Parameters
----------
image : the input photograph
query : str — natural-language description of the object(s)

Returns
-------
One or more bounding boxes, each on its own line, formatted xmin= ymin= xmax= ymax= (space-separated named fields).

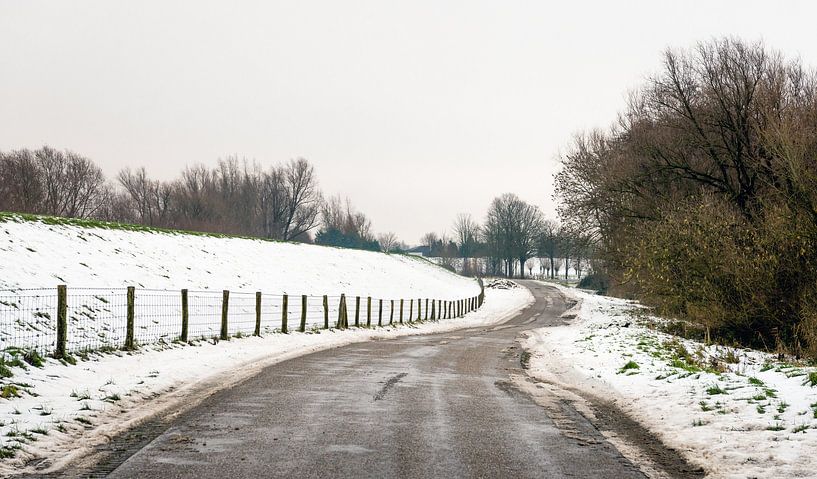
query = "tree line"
xmin=0 ymin=146 xmax=587 ymax=280
xmin=556 ymin=37 xmax=817 ymax=356
xmin=419 ymin=194 xmax=590 ymax=280
xmin=0 ymin=147 xmax=391 ymax=250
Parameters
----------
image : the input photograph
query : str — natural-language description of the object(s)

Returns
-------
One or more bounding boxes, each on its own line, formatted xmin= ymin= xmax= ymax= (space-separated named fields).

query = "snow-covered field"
xmin=523 ymin=282 xmax=817 ymax=479
xmin=0 ymin=282 xmax=532 ymax=475
xmin=0 ymin=216 xmax=478 ymax=297
xmin=0 ymin=215 xmax=481 ymax=354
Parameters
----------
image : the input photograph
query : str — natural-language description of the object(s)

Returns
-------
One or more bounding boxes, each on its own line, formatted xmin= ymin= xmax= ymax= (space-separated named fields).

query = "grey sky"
xmin=1 ymin=1 xmax=816 ymax=244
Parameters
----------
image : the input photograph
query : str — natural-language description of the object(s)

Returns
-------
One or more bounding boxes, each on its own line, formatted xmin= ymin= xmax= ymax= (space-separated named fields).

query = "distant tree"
xmin=377 ymin=232 xmax=399 ymax=252
xmin=483 ymin=193 xmax=544 ymax=278
xmin=280 ymin=158 xmax=321 ymax=240
xmin=117 ymin=167 xmax=172 ymax=227
xmin=537 ymin=219 xmax=559 ymax=279
xmin=453 ymin=213 xmax=481 ymax=275
xmin=0 ymin=146 xmax=107 ymax=218
xmin=420 ymin=232 xmax=439 ymax=250
xmin=0 ymin=149 xmax=43 ymax=213
xmin=315 ymin=195 xmax=379 ymax=251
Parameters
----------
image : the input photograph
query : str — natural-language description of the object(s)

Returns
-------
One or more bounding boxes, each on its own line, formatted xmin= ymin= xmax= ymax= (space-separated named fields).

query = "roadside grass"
xmin=706 ymin=384 xmax=728 ymax=396
xmin=619 ymin=360 xmax=639 ymax=374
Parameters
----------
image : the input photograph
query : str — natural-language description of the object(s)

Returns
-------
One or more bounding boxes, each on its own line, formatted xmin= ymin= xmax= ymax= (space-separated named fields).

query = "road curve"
xmin=94 ymin=282 xmax=647 ymax=478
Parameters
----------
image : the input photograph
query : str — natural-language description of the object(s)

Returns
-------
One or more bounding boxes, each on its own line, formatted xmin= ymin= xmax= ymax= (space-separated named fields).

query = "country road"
xmin=60 ymin=282 xmax=698 ymax=478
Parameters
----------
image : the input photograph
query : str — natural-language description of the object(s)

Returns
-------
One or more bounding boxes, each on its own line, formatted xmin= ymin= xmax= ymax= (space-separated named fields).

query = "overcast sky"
xmin=1 ymin=1 xmax=816 ymax=244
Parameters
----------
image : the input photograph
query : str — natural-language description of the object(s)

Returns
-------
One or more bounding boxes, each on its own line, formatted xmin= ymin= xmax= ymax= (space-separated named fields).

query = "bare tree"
xmin=280 ymin=158 xmax=321 ymax=240
xmin=377 ymin=232 xmax=399 ymax=252
xmin=483 ymin=193 xmax=544 ymax=278
xmin=0 ymin=149 xmax=43 ymax=213
xmin=420 ymin=232 xmax=439 ymax=250
xmin=117 ymin=167 xmax=172 ymax=226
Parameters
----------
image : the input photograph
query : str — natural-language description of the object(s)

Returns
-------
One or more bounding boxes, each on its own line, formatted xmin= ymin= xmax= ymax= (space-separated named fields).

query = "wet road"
xmin=103 ymin=282 xmax=646 ymax=478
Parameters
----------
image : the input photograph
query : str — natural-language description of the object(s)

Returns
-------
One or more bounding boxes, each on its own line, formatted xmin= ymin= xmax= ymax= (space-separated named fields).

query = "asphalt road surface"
xmin=90 ymin=282 xmax=668 ymax=478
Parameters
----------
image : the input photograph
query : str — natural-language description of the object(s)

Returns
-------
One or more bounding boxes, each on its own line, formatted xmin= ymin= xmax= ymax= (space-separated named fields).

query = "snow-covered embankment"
xmin=522 ymin=282 xmax=817 ymax=478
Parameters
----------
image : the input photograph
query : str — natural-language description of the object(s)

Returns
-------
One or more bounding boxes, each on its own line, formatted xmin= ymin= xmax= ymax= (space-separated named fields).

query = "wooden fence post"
xmin=220 ymin=290 xmax=229 ymax=340
xmin=424 ymin=299 xmax=429 ymax=320
xmin=378 ymin=299 xmax=383 ymax=327
xmin=342 ymin=295 xmax=349 ymax=328
xmin=430 ymin=299 xmax=436 ymax=320
xmin=417 ymin=298 xmax=422 ymax=321
xmin=125 ymin=286 xmax=136 ymax=349
xmin=367 ymin=297 xmax=372 ymax=327
xmin=399 ymin=299 xmax=404 ymax=324
xmin=323 ymin=295 xmax=329 ymax=329
xmin=390 ymin=300 xmax=394 ymax=325
xmin=300 ymin=295 xmax=307 ymax=332
xmin=338 ymin=294 xmax=347 ymax=329
xmin=254 ymin=291 xmax=262 ymax=336
xmin=281 ymin=294 xmax=289 ymax=333
xmin=55 ymin=285 xmax=67 ymax=358
xmin=181 ymin=289 xmax=189 ymax=342
xmin=408 ymin=299 xmax=413 ymax=323
xmin=355 ymin=296 xmax=360 ymax=327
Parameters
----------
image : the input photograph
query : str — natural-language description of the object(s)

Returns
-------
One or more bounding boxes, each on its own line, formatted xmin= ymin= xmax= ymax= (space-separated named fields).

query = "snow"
xmin=523 ymin=282 xmax=817 ymax=479
xmin=0 ymin=216 xmax=481 ymax=354
xmin=0 ymin=216 xmax=478 ymax=298
xmin=0 ymin=285 xmax=532 ymax=475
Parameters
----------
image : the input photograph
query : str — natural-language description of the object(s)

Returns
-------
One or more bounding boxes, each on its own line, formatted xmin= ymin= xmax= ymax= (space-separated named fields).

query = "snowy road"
xmin=65 ymin=283 xmax=684 ymax=478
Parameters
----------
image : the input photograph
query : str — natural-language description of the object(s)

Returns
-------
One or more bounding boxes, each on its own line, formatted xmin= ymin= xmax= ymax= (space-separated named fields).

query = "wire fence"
xmin=0 ymin=285 xmax=485 ymax=357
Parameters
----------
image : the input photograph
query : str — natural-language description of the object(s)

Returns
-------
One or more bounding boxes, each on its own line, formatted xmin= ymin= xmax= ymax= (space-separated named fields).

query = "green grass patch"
xmin=1 ymin=384 xmax=20 ymax=398
xmin=619 ymin=360 xmax=640 ymax=373
xmin=748 ymin=377 xmax=764 ymax=386
xmin=706 ymin=384 xmax=728 ymax=395
xmin=0 ymin=443 xmax=21 ymax=459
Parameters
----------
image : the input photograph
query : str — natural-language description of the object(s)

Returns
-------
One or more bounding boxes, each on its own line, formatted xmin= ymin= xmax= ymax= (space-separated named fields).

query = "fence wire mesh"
xmin=0 ymin=289 xmax=57 ymax=355
xmin=0 ymin=286 xmax=481 ymax=356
